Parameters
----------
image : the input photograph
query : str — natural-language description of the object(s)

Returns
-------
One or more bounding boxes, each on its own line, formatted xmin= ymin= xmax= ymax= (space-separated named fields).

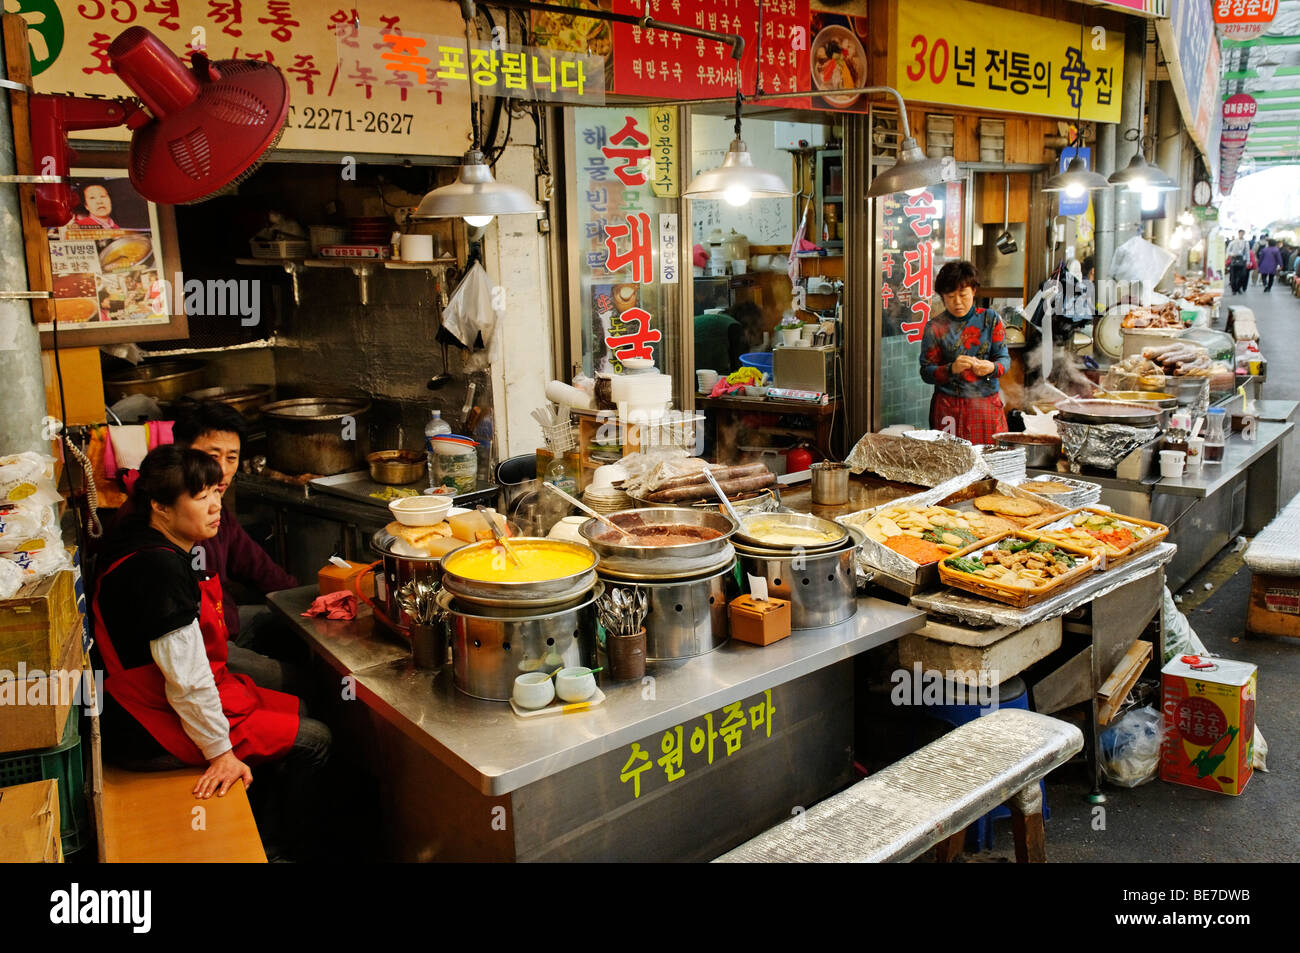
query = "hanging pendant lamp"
xmin=1043 ymin=155 xmax=1111 ymax=198
xmin=868 ymin=136 xmax=959 ymax=198
xmin=412 ymin=148 xmax=543 ymax=226
xmin=684 ymin=91 xmax=792 ymax=205
xmin=1108 ymin=152 xmax=1178 ymax=192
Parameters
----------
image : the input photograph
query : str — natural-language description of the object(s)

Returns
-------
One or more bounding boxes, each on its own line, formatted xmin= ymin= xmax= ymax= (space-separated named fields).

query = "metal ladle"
xmin=702 ymin=468 xmax=747 ymax=532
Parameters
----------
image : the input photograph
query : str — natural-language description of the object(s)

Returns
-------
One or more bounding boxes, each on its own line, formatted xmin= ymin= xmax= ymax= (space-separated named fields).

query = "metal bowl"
xmin=368 ymin=449 xmax=425 ymax=485
xmin=733 ymin=511 xmax=848 ymax=551
xmin=992 ymin=432 xmax=1061 ymax=469
xmin=579 ymin=507 xmax=737 ymax=562
xmin=182 ymin=384 xmax=274 ymax=418
xmin=1095 ymin=391 xmax=1177 ymax=410
xmin=439 ymin=538 xmax=598 ymax=602
xmin=1054 ymin=399 xmax=1163 ymax=428
xmin=105 ymin=358 xmax=207 ymax=404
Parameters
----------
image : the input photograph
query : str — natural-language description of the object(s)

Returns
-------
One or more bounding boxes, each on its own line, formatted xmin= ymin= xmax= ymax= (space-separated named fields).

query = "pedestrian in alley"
xmin=1226 ymin=229 xmax=1250 ymax=294
xmin=1257 ymin=239 xmax=1284 ymax=293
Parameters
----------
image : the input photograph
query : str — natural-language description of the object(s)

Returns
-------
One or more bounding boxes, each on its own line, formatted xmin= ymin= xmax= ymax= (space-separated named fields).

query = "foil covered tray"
xmin=1018 ymin=474 xmax=1103 ymax=510
xmin=1057 ymin=421 xmax=1161 ymax=471
xmin=845 ymin=431 xmax=978 ymax=487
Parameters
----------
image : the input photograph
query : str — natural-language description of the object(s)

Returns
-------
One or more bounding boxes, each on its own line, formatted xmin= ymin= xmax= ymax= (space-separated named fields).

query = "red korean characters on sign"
xmin=1214 ymin=0 xmax=1278 ymax=39
xmin=1222 ymin=93 xmax=1257 ymax=129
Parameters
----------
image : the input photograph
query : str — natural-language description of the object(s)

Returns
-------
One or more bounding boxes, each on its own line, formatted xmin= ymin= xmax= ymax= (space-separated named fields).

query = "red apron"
xmin=93 ymin=550 xmax=299 ymax=766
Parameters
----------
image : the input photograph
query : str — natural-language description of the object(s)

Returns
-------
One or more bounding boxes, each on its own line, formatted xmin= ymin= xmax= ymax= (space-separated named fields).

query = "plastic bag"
xmin=0 ymin=503 xmax=55 ymax=553
xmin=1162 ymin=585 xmax=1208 ymax=663
xmin=0 ymin=556 xmax=23 ymax=599
xmin=1100 ymin=705 xmax=1163 ymax=788
xmin=1110 ymin=236 xmax=1176 ymax=297
xmin=442 ymin=261 xmax=503 ymax=351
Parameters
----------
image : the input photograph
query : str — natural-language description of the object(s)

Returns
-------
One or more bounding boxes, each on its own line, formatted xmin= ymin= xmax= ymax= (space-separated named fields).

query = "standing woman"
xmin=918 ymin=261 xmax=1011 ymax=444
xmin=1257 ymin=239 xmax=1284 ymax=292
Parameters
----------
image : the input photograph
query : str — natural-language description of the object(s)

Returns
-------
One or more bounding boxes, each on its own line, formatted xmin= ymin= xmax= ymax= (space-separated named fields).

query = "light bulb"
xmin=1064 ymin=181 xmax=1086 ymax=199
xmin=723 ymin=184 xmax=752 ymax=207
xmin=904 ymin=186 xmax=927 ymax=197
xmin=1127 ymin=175 xmax=1148 ymax=193
xmin=1140 ymin=187 xmax=1160 ymax=212
xmin=463 ymin=214 xmax=494 ymax=228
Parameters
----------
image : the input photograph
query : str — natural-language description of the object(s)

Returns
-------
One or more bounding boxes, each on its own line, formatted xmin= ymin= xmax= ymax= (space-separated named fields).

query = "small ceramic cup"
xmin=554 ymin=666 xmax=597 ymax=702
xmin=513 ymin=672 xmax=555 ymax=710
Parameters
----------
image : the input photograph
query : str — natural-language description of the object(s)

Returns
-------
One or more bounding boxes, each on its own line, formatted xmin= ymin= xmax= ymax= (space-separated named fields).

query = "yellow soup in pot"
xmin=444 ymin=542 xmax=594 ymax=583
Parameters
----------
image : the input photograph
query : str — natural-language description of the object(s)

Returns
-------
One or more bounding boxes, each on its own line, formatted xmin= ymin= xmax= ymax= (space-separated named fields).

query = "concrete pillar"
xmin=1153 ymin=81 xmax=1182 ymax=255
xmin=1112 ymin=18 xmax=1147 ymax=254
xmin=0 ymin=37 xmax=48 ymax=457
xmin=1095 ymin=123 xmax=1117 ymax=304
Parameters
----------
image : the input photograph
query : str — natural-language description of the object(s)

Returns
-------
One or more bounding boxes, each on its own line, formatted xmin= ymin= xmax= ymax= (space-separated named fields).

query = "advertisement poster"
xmin=43 ymin=169 xmax=170 ymax=335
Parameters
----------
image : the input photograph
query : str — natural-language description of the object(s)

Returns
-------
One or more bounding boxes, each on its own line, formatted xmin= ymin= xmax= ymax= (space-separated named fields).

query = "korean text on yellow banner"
xmin=891 ymin=0 xmax=1124 ymax=124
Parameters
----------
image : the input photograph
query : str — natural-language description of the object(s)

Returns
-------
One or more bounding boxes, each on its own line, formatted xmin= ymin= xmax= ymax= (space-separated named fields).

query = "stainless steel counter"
xmin=268 ymin=586 xmax=924 ymax=796
xmin=1151 ymin=421 xmax=1292 ymax=498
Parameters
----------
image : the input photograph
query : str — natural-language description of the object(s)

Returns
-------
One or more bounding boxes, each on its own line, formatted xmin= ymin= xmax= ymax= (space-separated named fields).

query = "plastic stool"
xmin=910 ymin=675 xmax=1050 ymax=852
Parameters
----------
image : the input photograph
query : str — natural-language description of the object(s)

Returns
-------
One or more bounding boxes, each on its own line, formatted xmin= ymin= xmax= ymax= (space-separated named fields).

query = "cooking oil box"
xmin=1159 ymin=655 xmax=1256 ymax=796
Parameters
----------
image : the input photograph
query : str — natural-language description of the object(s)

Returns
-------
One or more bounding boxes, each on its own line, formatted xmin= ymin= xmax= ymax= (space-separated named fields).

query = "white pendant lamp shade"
xmin=412 ymin=149 xmax=544 ymax=221
xmin=1043 ymin=155 xmax=1111 ymax=196
xmin=684 ymin=137 xmax=793 ymax=204
xmin=1107 ymin=153 xmax=1177 ymax=192
xmin=867 ymin=137 xmax=959 ymax=198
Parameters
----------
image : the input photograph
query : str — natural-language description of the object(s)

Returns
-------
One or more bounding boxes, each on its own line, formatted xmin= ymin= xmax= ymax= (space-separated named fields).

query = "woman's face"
xmin=153 ymin=485 xmax=223 ymax=544
xmin=942 ymin=285 xmax=975 ymax=318
xmin=83 ymin=185 xmax=112 ymax=218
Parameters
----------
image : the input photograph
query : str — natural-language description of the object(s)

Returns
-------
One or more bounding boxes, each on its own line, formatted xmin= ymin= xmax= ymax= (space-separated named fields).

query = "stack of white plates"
xmin=978 ymin=446 xmax=1026 ymax=483
xmin=583 ymin=484 xmax=633 ymax=515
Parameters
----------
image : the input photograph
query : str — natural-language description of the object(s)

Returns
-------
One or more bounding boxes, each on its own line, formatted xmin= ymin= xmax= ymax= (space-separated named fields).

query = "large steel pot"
xmin=1054 ymin=399 xmax=1162 ymax=428
xmin=734 ymin=527 xmax=861 ymax=629
xmin=579 ymin=507 xmax=737 ymax=566
xmin=992 ymin=432 xmax=1060 ymax=469
xmin=369 ymin=528 xmax=443 ymax=631
xmin=261 ymin=397 xmax=371 ymax=475
xmin=732 ymin=511 xmax=848 ymax=552
xmin=105 ymin=358 xmax=206 ymax=404
xmin=598 ymin=564 xmax=735 ymax=659
xmin=441 ymin=587 xmax=600 ymax=701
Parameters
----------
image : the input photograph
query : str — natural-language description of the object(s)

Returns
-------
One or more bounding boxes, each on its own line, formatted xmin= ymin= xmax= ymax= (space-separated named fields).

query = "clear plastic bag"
xmin=441 ymin=262 xmax=503 ymax=351
xmin=1100 ymin=705 xmax=1163 ymax=788
xmin=1162 ymin=585 xmax=1208 ymax=663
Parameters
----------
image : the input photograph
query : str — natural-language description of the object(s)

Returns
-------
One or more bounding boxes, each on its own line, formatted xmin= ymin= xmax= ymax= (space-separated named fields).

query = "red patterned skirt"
xmin=929 ymin=391 xmax=1008 ymax=446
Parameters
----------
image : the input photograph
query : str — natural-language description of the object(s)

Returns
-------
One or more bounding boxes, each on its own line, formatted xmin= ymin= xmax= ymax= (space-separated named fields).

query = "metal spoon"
xmin=476 ymin=504 xmax=521 ymax=567
xmin=702 ymin=468 xmax=747 ymax=532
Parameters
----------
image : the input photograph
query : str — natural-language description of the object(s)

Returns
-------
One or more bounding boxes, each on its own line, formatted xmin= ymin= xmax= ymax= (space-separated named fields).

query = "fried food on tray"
xmin=972 ymin=494 xmax=1044 ymax=518
xmin=943 ymin=537 xmax=1081 ymax=590
xmin=851 ymin=503 xmax=995 ymax=548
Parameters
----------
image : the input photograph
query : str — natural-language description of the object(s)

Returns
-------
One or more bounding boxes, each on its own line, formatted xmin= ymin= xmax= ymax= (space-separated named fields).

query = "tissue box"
xmin=728 ymin=595 xmax=791 ymax=646
xmin=317 ymin=561 xmax=374 ymax=599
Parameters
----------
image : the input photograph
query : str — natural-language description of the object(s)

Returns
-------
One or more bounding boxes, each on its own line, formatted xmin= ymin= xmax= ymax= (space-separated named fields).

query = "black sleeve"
xmin=97 ymin=550 xmax=201 ymax=669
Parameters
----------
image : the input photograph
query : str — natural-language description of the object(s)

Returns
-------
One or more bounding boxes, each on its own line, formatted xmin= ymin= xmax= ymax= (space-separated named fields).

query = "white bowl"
xmin=554 ymin=666 xmax=596 ymax=702
xmin=513 ymin=672 xmax=555 ymax=710
xmin=547 ymin=516 xmax=590 ymax=544
xmin=388 ymin=495 xmax=453 ymax=526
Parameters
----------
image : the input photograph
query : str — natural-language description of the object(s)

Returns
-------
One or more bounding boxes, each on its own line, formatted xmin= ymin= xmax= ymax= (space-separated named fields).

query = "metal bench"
xmin=715 ymin=709 xmax=1083 ymax=863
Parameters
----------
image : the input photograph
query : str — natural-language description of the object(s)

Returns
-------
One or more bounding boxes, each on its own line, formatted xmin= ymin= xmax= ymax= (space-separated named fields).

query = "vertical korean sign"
xmin=26 ymin=0 xmax=473 ymax=155
xmin=573 ymin=107 xmax=679 ymax=376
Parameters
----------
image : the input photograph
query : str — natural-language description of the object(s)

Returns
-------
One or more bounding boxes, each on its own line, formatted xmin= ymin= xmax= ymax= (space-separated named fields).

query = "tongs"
xmin=476 ymin=504 xmax=521 ymax=567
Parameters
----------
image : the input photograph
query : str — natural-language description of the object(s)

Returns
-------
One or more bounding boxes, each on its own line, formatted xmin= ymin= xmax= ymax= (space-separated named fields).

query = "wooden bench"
xmin=100 ymin=765 xmax=266 ymax=863
xmin=715 ymin=709 xmax=1083 ymax=863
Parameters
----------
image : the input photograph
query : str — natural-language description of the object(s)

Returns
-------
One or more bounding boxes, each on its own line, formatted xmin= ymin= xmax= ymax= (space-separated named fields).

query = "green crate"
xmin=0 ymin=708 xmax=88 ymax=856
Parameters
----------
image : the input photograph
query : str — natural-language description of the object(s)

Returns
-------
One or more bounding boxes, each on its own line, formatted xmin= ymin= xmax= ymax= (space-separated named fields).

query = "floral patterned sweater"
xmin=918 ymin=307 xmax=1010 ymax=399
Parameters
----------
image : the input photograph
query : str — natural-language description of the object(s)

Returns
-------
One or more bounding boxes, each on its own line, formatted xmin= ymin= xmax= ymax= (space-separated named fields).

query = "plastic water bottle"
xmin=424 ymin=409 xmax=451 ymax=487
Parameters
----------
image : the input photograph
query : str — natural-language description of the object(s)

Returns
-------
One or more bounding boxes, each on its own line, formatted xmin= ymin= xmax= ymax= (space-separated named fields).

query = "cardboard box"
xmin=0 ymin=616 xmax=84 ymax=754
xmin=317 ymin=560 xmax=374 ymax=599
xmin=0 ymin=569 xmax=79 ymax=672
xmin=1160 ymin=655 xmax=1256 ymax=796
xmin=1246 ymin=572 xmax=1300 ymax=639
xmin=0 ymin=779 xmax=62 ymax=862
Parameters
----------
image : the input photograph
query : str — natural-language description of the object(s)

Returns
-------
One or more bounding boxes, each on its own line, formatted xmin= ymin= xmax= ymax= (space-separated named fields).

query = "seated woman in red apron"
xmin=918 ymin=260 xmax=1011 ymax=445
xmin=93 ymin=445 xmax=330 ymax=851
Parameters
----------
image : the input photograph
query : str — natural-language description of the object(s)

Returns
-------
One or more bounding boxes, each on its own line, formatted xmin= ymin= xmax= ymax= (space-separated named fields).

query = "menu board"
xmin=24 ymin=0 xmax=472 ymax=155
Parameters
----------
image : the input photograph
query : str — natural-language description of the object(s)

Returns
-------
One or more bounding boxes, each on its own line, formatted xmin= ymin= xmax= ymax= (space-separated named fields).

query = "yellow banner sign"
xmin=24 ymin=0 xmax=471 ymax=156
xmin=892 ymin=0 xmax=1124 ymax=124
xmin=649 ymin=106 xmax=677 ymax=198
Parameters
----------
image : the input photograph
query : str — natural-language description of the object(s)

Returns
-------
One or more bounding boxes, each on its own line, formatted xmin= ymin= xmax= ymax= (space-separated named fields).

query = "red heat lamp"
xmin=31 ymin=26 xmax=289 ymax=228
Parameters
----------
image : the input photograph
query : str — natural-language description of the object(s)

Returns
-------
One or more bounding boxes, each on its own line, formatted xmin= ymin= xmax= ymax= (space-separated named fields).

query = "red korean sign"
xmin=1222 ymin=93 xmax=1258 ymax=127
xmin=609 ymin=0 xmax=810 ymax=104
xmin=1214 ymin=0 xmax=1278 ymax=39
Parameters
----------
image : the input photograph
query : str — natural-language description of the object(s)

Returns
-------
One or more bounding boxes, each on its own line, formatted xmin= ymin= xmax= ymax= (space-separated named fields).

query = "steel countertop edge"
xmin=268 ymin=587 xmax=924 ymax=796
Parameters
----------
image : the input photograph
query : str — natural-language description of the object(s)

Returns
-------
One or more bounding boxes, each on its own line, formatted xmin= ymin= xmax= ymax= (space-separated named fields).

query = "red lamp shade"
xmin=31 ymin=26 xmax=289 ymax=227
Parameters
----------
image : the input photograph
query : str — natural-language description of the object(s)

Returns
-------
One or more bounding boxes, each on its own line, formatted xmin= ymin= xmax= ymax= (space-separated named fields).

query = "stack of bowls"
xmin=583 ymin=483 xmax=633 ymax=514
